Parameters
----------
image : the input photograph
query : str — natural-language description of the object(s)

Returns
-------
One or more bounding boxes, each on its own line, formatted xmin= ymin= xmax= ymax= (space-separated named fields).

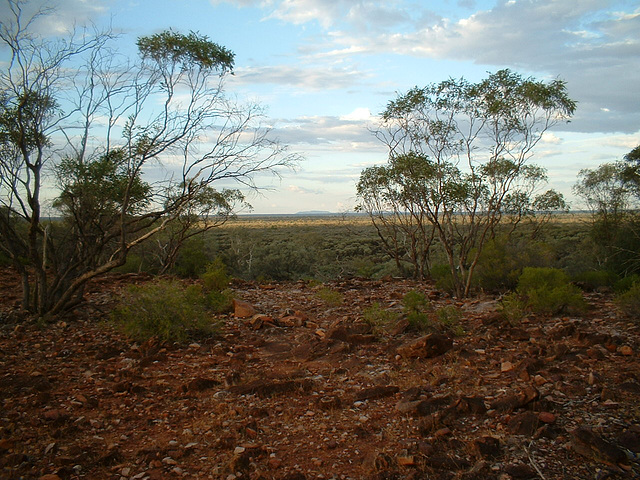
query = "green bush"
xmin=431 ymin=264 xmax=456 ymax=294
xmin=436 ymin=305 xmax=464 ymax=336
xmin=201 ymin=257 xmax=231 ymax=292
xmin=517 ymin=267 xmax=586 ymax=315
xmin=172 ymin=237 xmax=212 ymax=278
xmin=403 ymin=290 xmax=432 ymax=330
xmin=498 ymin=292 xmax=527 ymax=325
xmin=363 ymin=302 xmax=399 ymax=330
xmin=616 ymin=281 xmax=640 ymax=319
xmin=573 ymin=270 xmax=619 ymax=291
xmin=473 ymin=237 xmax=553 ymax=292
xmin=315 ymin=286 xmax=344 ymax=306
xmin=112 ymin=279 xmax=219 ymax=343
xmin=615 ymin=274 xmax=640 ymax=293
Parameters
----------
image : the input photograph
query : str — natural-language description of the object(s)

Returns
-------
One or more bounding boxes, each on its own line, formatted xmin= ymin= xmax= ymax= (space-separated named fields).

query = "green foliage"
xmin=402 ymin=290 xmax=432 ymax=330
xmin=205 ymin=289 xmax=234 ymax=314
xmin=172 ymin=237 xmax=212 ymax=278
xmin=366 ymin=69 xmax=575 ymax=298
xmin=615 ymin=274 xmax=640 ymax=293
xmin=472 ymin=236 xmax=553 ymax=292
xmin=363 ymin=302 xmax=399 ymax=330
xmin=616 ymin=281 xmax=640 ymax=319
xmin=498 ymin=292 xmax=527 ymax=325
xmin=137 ymin=30 xmax=234 ymax=73
xmin=431 ymin=264 xmax=456 ymax=294
xmin=315 ymin=287 xmax=344 ymax=306
xmin=201 ymin=257 xmax=231 ymax=292
xmin=112 ymin=280 xmax=219 ymax=343
xmin=517 ymin=267 xmax=586 ymax=315
xmin=573 ymin=270 xmax=619 ymax=291
xmin=200 ymin=258 xmax=233 ymax=313
xmin=436 ymin=305 xmax=464 ymax=336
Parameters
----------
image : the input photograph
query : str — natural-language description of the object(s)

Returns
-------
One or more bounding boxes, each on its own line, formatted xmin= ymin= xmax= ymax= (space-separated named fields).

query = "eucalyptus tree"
xmin=0 ymin=1 xmax=297 ymax=317
xmin=358 ymin=70 xmax=575 ymax=297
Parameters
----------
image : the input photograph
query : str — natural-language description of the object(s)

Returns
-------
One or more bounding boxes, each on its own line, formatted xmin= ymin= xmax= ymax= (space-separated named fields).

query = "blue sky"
xmin=2 ymin=0 xmax=639 ymax=213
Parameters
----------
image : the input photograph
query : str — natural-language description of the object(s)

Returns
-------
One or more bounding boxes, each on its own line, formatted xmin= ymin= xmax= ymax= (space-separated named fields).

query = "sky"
xmin=2 ymin=0 xmax=639 ymax=214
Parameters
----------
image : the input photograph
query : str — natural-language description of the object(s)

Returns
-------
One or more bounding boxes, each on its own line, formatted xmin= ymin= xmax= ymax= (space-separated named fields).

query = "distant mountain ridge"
xmin=294 ymin=210 xmax=333 ymax=215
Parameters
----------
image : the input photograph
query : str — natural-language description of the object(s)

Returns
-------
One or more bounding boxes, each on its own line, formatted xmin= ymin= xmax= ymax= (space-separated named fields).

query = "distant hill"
xmin=294 ymin=210 xmax=333 ymax=215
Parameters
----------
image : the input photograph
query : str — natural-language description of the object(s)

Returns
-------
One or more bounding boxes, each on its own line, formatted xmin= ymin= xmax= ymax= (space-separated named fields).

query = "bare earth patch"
xmin=1 ymin=268 xmax=639 ymax=479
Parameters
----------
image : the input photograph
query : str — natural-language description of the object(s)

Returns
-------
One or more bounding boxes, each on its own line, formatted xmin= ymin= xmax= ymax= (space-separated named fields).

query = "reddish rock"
xmin=570 ymin=427 xmax=628 ymax=467
xmin=508 ymin=411 xmax=540 ymax=436
xmin=233 ymin=299 xmax=257 ymax=318
xmin=471 ymin=436 xmax=501 ymax=459
xmin=538 ymin=411 xmax=556 ymax=424
xmin=355 ymin=385 xmax=399 ymax=401
xmin=397 ymin=333 xmax=453 ymax=359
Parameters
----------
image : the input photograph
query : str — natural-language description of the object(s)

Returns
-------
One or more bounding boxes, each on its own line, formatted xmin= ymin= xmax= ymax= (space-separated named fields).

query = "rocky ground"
xmin=1 ymin=267 xmax=640 ymax=480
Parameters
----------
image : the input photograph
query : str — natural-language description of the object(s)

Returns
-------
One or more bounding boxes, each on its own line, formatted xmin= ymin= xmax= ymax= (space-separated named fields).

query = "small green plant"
xmin=616 ymin=281 xmax=640 ymax=319
xmin=436 ymin=305 xmax=464 ymax=336
xmin=498 ymin=292 xmax=527 ymax=325
xmin=315 ymin=286 xmax=344 ymax=306
xmin=112 ymin=279 xmax=219 ymax=342
xmin=402 ymin=290 xmax=432 ymax=331
xmin=201 ymin=257 xmax=231 ymax=292
xmin=517 ymin=267 xmax=586 ymax=315
xmin=363 ymin=302 xmax=399 ymax=330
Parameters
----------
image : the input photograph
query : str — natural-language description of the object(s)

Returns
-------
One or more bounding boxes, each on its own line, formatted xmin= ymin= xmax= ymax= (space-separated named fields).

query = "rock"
xmin=471 ymin=436 xmax=501 ymax=459
xmin=355 ymin=385 xmax=399 ymax=401
xmin=317 ymin=395 xmax=342 ymax=410
xmin=39 ymin=475 xmax=62 ymax=480
xmin=504 ymin=464 xmax=536 ymax=479
xmin=451 ymin=396 xmax=487 ymax=415
xmin=390 ymin=318 xmax=410 ymax=335
xmin=397 ymin=333 xmax=453 ymax=359
xmin=229 ymin=378 xmax=315 ymax=397
xmin=396 ymin=455 xmax=416 ymax=466
xmin=538 ymin=411 xmax=556 ymax=424
xmin=618 ymin=427 xmax=640 ymax=453
xmin=489 ymin=386 xmax=539 ymax=412
xmin=508 ymin=411 xmax=540 ymax=436
xmin=619 ymin=345 xmax=633 ymax=356
xmin=570 ymin=427 xmax=628 ymax=467
xmin=183 ymin=377 xmax=220 ymax=392
xmin=501 ymin=361 xmax=515 ymax=372
xmin=233 ymin=299 xmax=257 ymax=318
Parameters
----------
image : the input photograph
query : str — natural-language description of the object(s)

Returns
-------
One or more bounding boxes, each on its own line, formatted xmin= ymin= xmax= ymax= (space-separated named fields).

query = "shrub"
xmin=616 ymin=281 xmax=640 ymax=319
xmin=363 ymin=302 xmax=399 ymax=330
xmin=615 ymin=274 xmax=640 ymax=293
xmin=517 ymin=267 xmax=586 ymax=315
xmin=315 ymin=286 xmax=344 ymax=306
xmin=431 ymin=264 xmax=456 ymax=294
xmin=172 ymin=237 xmax=211 ymax=278
xmin=436 ymin=305 xmax=464 ymax=336
xmin=201 ymin=257 xmax=231 ymax=292
xmin=498 ymin=292 xmax=527 ymax=325
xmin=402 ymin=290 xmax=432 ymax=330
xmin=473 ymin=236 xmax=553 ymax=292
xmin=112 ymin=279 xmax=219 ymax=343
xmin=573 ymin=270 xmax=619 ymax=291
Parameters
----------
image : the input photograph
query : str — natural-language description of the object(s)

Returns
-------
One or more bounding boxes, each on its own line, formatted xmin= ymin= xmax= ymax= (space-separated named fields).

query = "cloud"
xmin=269 ymin=114 xmax=383 ymax=151
xmin=230 ymin=64 xmax=368 ymax=90
xmin=287 ymin=184 xmax=324 ymax=194
xmin=0 ymin=0 xmax=108 ymax=35
xmin=316 ymin=1 xmax=640 ymax=134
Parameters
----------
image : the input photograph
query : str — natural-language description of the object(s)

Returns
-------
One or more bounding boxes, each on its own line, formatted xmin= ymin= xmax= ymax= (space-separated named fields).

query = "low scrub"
xmin=403 ymin=290 xmax=432 ymax=331
xmin=112 ymin=279 xmax=220 ymax=343
xmin=517 ymin=267 xmax=586 ymax=315
xmin=616 ymin=281 xmax=640 ymax=319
